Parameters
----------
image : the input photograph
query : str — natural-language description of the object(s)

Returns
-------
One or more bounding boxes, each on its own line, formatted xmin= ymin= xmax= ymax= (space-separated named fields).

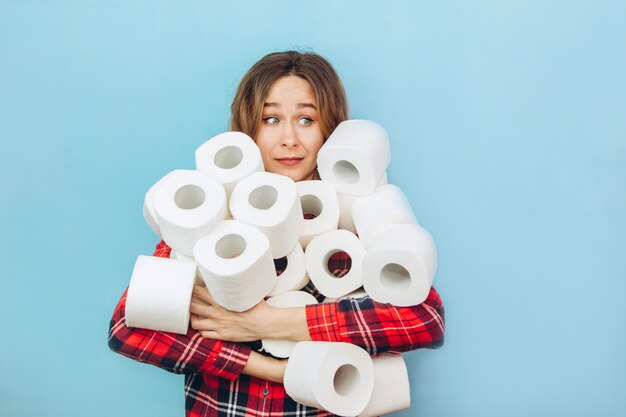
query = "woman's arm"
xmin=108 ymin=287 xmax=249 ymax=378
xmin=108 ymin=241 xmax=286 ymax=381
xmin=305 ymin=287 xmax=445 ymax=355
xmin=189 ymin=240 xmax=444 ymax=354
xmin=189 ymin=285 xmax=312 ymax=342
xmin=190 ymin=285 xmax=445 ymax=355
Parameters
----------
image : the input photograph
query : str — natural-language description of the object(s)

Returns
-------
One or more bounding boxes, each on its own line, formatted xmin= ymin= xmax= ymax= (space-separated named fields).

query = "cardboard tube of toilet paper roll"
xmin=125 ymin=255 xmax=197 ymax=334
xmin=337 ymin=172 xmax=388 ymax=233
xmin=304 ymin=229 xmax=365 ymax=299
xmin=268 ymin=243 xmax=309 ymax=297
xmin=297 ymin=180 xmax=340 ymax=248
xmin=193 ymin=220 xmax=277 ymax=312
xmin=352 ymin=184 xmax=418 ymax=249
xmin=284 ymin=341 xmax=374 ymax=416
xmin=359 ymin=354 xmax=410 ymax=417
xmin=262 ymin=291 xmax=318 ymax=358
xmin=195 ymin=131 xmax=264 ymax=197
xmin=317 ymin=120 xmax=390 ymax=196
xmin=153 ymin=170 xmax=227 ymax=256
xmin=229 ymin=171 xmax=304 ymax=258
xmin=363 ymin=224 xmax=437 ymax=306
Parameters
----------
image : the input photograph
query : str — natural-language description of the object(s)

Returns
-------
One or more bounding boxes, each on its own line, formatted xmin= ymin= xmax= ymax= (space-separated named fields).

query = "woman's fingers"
xmin=199 ymin=330 xmax=220 ymax=340
xmin=190 ymin=315 xmax=223 ymax=340
xmin=190 ymin=314 xmax=213 ymax=330
xmin=190 ymin=303 xmax=212 ymax=317
xmin=190 ymin=299 xmax=214 ymax=316
xmin=189 ymin=295 xmax=267 ymax=342
xmin=192 ymin=285 xmax=215 ymax=304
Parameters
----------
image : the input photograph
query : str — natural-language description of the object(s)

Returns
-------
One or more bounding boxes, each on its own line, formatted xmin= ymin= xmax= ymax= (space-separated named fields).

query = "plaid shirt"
xmin=109 ymin=240 xmax=445 ymax=417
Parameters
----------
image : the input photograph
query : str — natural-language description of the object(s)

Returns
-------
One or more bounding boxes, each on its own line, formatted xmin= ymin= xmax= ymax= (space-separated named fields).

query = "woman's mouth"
xmin=276 ymin=157 xmax=303 ymax=167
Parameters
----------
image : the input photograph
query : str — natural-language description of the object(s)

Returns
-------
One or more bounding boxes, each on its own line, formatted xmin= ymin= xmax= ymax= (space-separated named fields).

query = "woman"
xmin=109 ymin=50 xmax=445 ymax=417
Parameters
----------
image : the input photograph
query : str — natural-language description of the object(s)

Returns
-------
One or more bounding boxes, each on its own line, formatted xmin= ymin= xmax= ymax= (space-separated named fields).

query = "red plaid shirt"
xmin=109 ymin=240 xmax=445 ymax=417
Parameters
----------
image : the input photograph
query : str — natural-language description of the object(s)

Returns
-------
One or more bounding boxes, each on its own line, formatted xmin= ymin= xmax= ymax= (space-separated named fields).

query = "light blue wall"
xmin=1 ymin=1 xmax=624 ymax=416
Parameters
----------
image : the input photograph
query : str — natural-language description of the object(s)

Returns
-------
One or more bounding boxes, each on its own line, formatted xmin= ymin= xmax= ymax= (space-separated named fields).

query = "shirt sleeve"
xmin=107 ymin=241 xmax=251 ymax=380
xmin=305 ymin=286 xmax=445 ymax=356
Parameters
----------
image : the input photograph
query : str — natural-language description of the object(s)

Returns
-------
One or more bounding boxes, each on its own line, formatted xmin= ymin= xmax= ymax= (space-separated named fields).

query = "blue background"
xmin=1 ymin=1 xmax=625 ymax=416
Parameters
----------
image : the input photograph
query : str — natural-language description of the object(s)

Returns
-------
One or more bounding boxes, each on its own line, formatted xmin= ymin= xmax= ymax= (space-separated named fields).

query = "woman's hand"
xmin=190 ymin=285 xmax=312 ymax=343
xmin=189 ymin=285 xmax=272 ymax=342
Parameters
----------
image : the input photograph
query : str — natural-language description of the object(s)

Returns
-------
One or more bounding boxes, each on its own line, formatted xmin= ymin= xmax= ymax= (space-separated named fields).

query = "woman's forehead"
xmin=265 ymin=76 xmax=316 ymax=105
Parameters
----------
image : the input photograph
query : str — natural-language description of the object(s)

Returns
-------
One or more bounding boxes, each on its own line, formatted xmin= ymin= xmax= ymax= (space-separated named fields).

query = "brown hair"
xmin=230 ymin=50 xmax=349 ymax=140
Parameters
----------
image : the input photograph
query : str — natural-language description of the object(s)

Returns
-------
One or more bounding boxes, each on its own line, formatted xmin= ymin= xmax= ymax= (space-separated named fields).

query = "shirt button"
xmin=262 ymin=388 xmax=270 ymax=397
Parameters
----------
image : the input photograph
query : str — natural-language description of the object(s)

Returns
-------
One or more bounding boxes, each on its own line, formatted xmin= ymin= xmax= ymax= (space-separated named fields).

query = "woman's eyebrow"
xmin=264 ymin=102 xmax=316 ymax=109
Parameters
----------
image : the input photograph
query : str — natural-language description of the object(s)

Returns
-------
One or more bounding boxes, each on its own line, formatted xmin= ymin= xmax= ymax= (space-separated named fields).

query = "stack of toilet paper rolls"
xmin=125 ymin=120 xmax=437 ymax=416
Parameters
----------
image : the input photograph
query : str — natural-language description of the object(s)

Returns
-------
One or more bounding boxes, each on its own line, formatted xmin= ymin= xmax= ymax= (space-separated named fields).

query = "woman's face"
xmin=254 ymin=75 xmax=324 ymax=182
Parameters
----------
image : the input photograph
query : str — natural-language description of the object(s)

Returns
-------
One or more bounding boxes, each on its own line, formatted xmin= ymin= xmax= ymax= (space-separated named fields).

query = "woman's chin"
xmin=267 ymin=166 xmax=307 ymax=182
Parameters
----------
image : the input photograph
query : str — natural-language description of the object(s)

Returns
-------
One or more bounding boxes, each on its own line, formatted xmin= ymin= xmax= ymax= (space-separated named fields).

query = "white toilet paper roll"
xmin=262 ymin=291 xmax=318 ymax=358
xmin=305 ymin=230 xmax=365 ymax=299
xmin=229 ymin=171 xmax=303 ymax=258
xmin=337 ymin=172 xmax=388 ymax=233
xmin=284 ymin=341 xmax=374 ymax=416
xmin=363 ymin=224 xmax=437 ymax=306
xmin=170 ymin=250 xmax=205 ymax=286
xmin=170 ymin=250 xmax=194 ymax=262
xmin=317 ymin=120 xmax=391 ymax=196
xmin=125 ymin=255 xmax=197 ymax=334
xmin=143 ymin=170 xmax=185 ymax=238
xmin=153 ymin=170 xmax=227 ymax=256
xmin=352 ymin=184 xmax=418 ymax=249
xmin=359 ymin=354 xmax=410 ymax=417
xmin=378 ymin=171 xmax=388 ymax=186
xmin=323 ymin=287 xmax=368 ymax=303
xmin=193 ymin=220 xmax=277 ymax=312
xmin=297 ymin=180 xmax=340 ymax=248
xmin=195 ymin=131 xmax=264 ymax=197
xmin=268 ymin=243 xmax=309 ymax=297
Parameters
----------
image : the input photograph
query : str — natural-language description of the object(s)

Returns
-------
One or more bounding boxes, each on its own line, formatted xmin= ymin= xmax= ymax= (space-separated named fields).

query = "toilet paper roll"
xmin=170 ymin=250 xmax=205 ymax=286
xmin=262 ymin=291 xmax=318 ymax=358
xmin=317 ymin=120 xmax=391 ymax=196
xmin=363 ymin=224 xmax=437 ymax=306
xmin=337 ymin=172 xmax=388 ymax=233
xmin=195 ymin=131 xmax=264 ymax=197
xmin=170 ymin=250 xmax=194 ymax=262
xmin=336 ymin=193 xmax=358 ymax=233
xmin=305 ymin=230 xmax=365 ymax=299
xmin=268 ymin=243 xmax=309 ymax=297
xmin=193 ymin=220 xmax=277 ymax=312
xmin=284 ymin=341 xmax=374 ymax=416
xmin=154 ymin=170 xmax=227 ymax=256
xmin=229 ymin=171 xmax=303 ymax=258
xmin=323 ymin=287 xmax=368 ymax=303
xmin=297 ymin=180 xmax=340 ymax=248
xmin=125 ymin=255 xmax=197 ymax=334
xmin=359 ymin=354 xmax=410 ymax=417
xmin=143 ymin=170 xmax=185 ymax=238
xmin=352 ymin=184 xmax=418 ymax=249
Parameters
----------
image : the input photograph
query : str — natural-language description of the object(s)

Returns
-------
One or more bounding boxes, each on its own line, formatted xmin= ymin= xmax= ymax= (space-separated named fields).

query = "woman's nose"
xmin=280 ymin=124 xmax=299 ymax=148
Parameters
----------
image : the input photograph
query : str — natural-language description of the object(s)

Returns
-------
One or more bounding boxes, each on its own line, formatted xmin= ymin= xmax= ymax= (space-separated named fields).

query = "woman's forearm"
xmin=259 ymin=306 xmax=312 ymax=341
xmin=242 ymin=351 xmax=287 ymax=383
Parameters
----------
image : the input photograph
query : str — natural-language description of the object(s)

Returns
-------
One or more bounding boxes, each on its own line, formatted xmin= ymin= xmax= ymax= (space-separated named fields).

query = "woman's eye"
xmin=264 ymin=117 xmax=279 ymax=125
xmin=298 ymin=117 xmax=313 ymax=126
